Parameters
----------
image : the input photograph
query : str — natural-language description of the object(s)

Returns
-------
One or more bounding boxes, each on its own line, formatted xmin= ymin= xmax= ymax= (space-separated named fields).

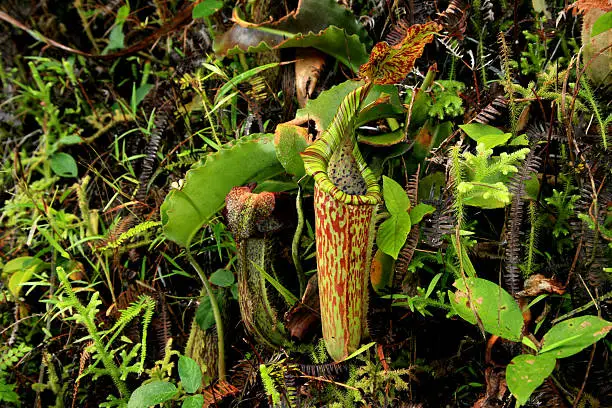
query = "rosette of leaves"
xmin=214 ymin=0 xmax=371 ymax=72
xmin=301 ymin=21 xmax=440 ymax=361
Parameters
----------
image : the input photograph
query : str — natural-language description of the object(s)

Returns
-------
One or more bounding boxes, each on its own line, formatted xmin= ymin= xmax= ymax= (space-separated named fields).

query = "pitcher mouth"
xmin=301 ymin=84 xmax=381 ymax=206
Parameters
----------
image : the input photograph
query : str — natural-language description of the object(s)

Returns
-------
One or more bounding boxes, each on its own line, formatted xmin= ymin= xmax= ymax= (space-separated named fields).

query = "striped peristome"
xmin=302 ymin=82 xmax=381 ymax=206
xmin=301 ymin=82 xmax=381 ymax=361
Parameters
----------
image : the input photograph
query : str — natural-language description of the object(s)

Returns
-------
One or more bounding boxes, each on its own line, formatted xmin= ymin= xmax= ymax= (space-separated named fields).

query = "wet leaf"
xmin=450 ymin=277 xmax=524 ymax=341
xmin=215 ymin=0 xmax=370 ymax=72
xmin=506 ymin=354 xmax=556 ymax=406
xmin=539 ymin=315 xmax=612 ymax=358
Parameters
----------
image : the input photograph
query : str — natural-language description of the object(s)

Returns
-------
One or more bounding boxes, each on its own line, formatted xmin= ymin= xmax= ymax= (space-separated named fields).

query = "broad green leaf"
xmin=209 ymin=269 xmax=235 ymax=287
xmin=539 ymin=316 xmax=612 ymax=358
xmin=195 ymin=290 xmax=224 ymax=330
xmin=178 ymin=355 xmax=202 ymax=393
xmin=127 ymin=381 xmax=177 ymax=408
xmin=376 ymin=213 xmax=412 ymax=259
xmin=382 ymin=176 xmax=410 ymax=214
xmin=3 ymin=257 xmax=45 ymax=297
xmin=409 ymin=203 xmax=436 ymax=224
xmin=592 ymin=11 xmax=612 ymax=37
xmin=459 ymin=123 xmax=512 ymax=149
xmin=133 ymin=83 xmax=154 ymax=108
xmin=50 ymin=152 xmax=78 ymax=178
xmin=215 ymin=0 xmax=371 ymax=72
xmin=506 ymin=354 xmax=556 ymax=406
xmin=280 ymin=80 xmax=402 ymax=143
xmin=192 ymin=0 xmax=223 ymax=19
xmin=182 ymin=395 xmax=204 ymax=408
xmin=274 ymin=123 xmax=310 ymax=177
xmin=161 ymin=134 xmax=284 ymax=247
xmin=253 ymin=180 xmax=298 ymax=193
xmin=450 ymin=277 xmax=524 ymax=341
xmin=509 ymin=134 xmax=529 ymax=146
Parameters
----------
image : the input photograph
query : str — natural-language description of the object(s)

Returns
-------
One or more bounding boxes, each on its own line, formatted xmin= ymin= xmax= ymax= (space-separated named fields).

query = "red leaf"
xmin=359 ymin=21 xmax=441 ymax=85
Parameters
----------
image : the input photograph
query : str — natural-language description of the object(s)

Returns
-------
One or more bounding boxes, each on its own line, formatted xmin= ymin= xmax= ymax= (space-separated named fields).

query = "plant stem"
xmin=292 ymin=185 xmax=306 ymax=297
xmin=186 ymin=247 xmax=226 ymax=379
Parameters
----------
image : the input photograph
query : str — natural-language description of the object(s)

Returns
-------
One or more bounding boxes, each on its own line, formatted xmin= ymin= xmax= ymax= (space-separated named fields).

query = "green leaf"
xmin=277 ymin=80 xmax=402 ymax=147
xmin=509 ymin=134 xmax=529 ymax=146
xmin=215 ymin=62 xmax=281 ymax=105
xmin=409 ymin=203 xmax=436 ymax=224
xmin=592 ymin=11 xmax=612 ymax=37
xmin=134 ymin=83 xmax=154 ymax=108
xmin=128 ymin=381 xmax=177 ymax=408
xmin=102 ymin=5 xmax=129 ymax=54
xmin=382 ymin=176 xmax=410 ymax=214
xmin=340 ymin=341 xmax=376 ymax=362
xmin=5 ymin=257 xmax=45 ymax=297
xmin=459 ymin=123 xmax=512 ymax=149
xmin=539 ymin=316 xmax=612 ymax=358
xmin=161 ymin=134 xmax=284 ymax=247
xmin=182 ymin=395 xmax=204 ymax=408
xmin=215 ymin=0 xmax=371 ymax=72
xmin=195 ymin=291 xmax=223 ymax=331
xmin=209 ymin=269 xmax=234 ymax=287
xmin=376 ymin=213 xmax=412 ymax=259
xmin=506 ymin=354 xmax=556 ymax=406
xmin=357 ymin=129 xmax=405 ymax=146
xmin=50 ymin=152 xmax=78 ymax=177
xmin=178 ymin=356 xmax=202 ymax=393
xmin=449 ymin=277 xmax=524 ymax=341
xmin=274 ymin=124 xmax=310 ymax=177
xmin=192 ymin=0 xmax=223 ymax=19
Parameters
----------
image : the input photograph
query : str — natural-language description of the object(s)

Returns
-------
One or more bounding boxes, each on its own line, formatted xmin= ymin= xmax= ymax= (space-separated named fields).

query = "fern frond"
xmin=523 ymin=201 xmax=540 ymax=277
xmin=135 ymin=109 xmax=167 ymax=204
xmin=504 ymin=148 xmax=542 ymax=295
xmin=260 ymin=363 xmax=281 ymax=406
xmin=472 ymin=96 xmax=507 ymax=125
xmin=97 ymin=220 xmax=161 ymax=252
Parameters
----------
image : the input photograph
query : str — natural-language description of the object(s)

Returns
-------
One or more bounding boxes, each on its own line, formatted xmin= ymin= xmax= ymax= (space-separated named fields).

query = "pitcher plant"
xmin=301 ymin=21 xmax=441 ymax=361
